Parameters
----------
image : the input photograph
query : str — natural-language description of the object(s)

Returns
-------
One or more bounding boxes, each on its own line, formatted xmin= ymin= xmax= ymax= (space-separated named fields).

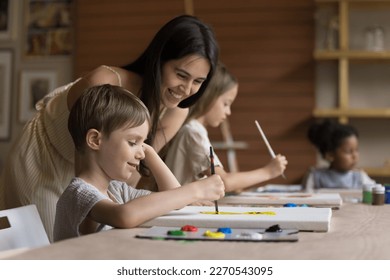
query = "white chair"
xmin=0 ymin=205 xmax=50 ymax=251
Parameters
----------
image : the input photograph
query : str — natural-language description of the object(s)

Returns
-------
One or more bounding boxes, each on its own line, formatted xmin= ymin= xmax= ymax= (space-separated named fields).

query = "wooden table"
xmin=4 ymin=203 xmax=390 ymax=260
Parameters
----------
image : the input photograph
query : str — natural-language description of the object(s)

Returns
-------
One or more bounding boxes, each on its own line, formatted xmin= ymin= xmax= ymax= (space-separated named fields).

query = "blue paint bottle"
xmin=384 ymin=184 xmax=390 ymax=204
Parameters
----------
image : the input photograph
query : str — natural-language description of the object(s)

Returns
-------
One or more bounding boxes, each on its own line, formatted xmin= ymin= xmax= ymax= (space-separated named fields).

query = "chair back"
xmin=0 ymin=205 xmax=50 ymax=251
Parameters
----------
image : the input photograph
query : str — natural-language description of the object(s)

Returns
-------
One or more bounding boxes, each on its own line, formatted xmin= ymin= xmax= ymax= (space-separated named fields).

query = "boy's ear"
xmin=86 ymin=129 xmax=102 ymax=150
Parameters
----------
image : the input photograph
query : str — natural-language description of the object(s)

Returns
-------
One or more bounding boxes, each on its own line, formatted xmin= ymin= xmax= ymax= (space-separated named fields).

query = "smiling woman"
xmin=0 ymin=14 xmax=219 ymax=242
xmin=161 ymin=55 xmax=210 ymax=109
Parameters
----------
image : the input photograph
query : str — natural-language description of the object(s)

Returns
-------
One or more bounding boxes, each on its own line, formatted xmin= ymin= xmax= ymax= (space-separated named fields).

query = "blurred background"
xmin=0 ymin=0 xmax=389 ymax=185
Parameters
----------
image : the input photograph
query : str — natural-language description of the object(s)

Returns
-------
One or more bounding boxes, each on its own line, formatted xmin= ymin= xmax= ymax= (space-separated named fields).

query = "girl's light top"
xmin=165 ymin=119 xmax=223 ymax=185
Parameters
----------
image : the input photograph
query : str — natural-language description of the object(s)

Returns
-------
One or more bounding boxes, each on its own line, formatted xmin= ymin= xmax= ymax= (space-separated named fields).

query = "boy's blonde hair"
xmin=68 ymin=84 xmax=151 ymax=152
xmin=187 ymin=62 xmax=237 ymax=121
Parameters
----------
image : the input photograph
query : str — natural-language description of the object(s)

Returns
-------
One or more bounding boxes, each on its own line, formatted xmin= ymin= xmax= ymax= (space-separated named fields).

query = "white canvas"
xmin=141 ymin=206 xmax=332 ymax=232
xmin=220 ymin=192 xmax=342 ymax=208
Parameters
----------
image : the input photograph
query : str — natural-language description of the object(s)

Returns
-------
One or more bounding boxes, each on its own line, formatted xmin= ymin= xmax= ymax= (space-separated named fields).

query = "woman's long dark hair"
xmin=123 ymin=15 xmax=219 ymax=150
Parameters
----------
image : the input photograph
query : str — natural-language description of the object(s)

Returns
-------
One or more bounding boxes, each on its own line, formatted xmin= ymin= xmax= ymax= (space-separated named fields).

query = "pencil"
xmin=210 ymin=146 xmax=219 ymax=214
xmin=254 ymin=120 xmax=286 ymax=179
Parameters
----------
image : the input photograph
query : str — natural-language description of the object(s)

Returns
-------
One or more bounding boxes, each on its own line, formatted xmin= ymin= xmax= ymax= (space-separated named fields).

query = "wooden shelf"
xmin=313 ymin=108 xmax=390 ymax=118
xmin=314 ymin=0 xmax=390 ymax=176
xmin=363 ymin=167 xmax=390 ymax=177
xmin=315 ymin=50 xmax=390 ymax=60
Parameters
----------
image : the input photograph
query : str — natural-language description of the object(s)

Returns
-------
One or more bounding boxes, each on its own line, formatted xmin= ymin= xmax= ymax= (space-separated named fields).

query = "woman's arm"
xmin=67 ymin=66 xmax=123 ymax=110
xmin=153 ymin=107 xmax=189 ymax=152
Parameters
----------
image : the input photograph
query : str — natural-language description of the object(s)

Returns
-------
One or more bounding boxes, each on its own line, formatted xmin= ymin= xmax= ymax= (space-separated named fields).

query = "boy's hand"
xmin=190 ymin=200 xmax=215 ymax=206
xmin=196 ymin=174 xmax=225 ymax=201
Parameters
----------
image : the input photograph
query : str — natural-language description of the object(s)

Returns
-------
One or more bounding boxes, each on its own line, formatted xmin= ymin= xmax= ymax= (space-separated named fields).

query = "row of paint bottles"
xmin=363 ymin=184 xmax=385 ymax=205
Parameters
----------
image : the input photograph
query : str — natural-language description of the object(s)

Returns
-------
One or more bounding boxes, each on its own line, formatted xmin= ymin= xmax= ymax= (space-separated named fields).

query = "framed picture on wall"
xmin=0 ymin=0 xmax=16 ymax=40
xmin=19 ymin=70 xmax=57 ymax=122
xmin=0 ymin=50 xmax=12 ymax=139
xmin=24 ymin=0 xmax=73 ymax=57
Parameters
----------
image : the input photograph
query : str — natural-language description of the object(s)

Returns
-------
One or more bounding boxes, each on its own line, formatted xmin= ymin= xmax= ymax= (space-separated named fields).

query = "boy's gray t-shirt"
xmin=54 ymin=177 xmax=151 ymax=241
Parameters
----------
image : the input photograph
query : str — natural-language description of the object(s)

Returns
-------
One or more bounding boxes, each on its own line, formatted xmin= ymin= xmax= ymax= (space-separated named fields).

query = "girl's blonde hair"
xmin=187 ymin=62 xmax=237 ymax=121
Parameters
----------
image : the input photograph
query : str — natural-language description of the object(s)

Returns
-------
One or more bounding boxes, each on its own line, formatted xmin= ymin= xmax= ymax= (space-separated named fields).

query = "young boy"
xmin=53 ymin=84 xmax=224 ymax=241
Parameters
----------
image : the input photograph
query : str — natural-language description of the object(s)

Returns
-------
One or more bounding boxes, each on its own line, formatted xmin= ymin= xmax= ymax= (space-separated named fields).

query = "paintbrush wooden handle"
xmin=209 ymin=146 xmax=219 ymax=213
xmin=255 ymin=120 xmax=286 ymax=180
xmin=255 ymin=120 xmax=276 ymax=158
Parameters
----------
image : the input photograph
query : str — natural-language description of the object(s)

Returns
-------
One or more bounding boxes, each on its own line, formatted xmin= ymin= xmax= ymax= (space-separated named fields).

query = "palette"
xmin=219 ymin=192 xmax=342 ymax=208
xmin=136 ymin=226 xmax=299 ymax=242
xmin=141 ymin=206 xmax=332 ymax=232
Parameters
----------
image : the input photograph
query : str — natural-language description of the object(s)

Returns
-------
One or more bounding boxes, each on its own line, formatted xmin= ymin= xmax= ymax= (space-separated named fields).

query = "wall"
xmin=315 ymin=4 xmax=390 ymax=172
xmin=0 ymin=0 xmax=73 ymax=170
xmin=73 ymin=0 xmax=316 ymax=185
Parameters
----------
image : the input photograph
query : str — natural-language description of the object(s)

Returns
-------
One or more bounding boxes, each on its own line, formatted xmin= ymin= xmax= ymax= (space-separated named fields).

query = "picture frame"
xmin=19 ymin=69 xmax=57 ymax=122
xmin=24 ymin=0 xmax=73 ymax=58
xmin=0 ymin=0 xmax=16 ymax=40
xmin=0 ymin=50 xmax=12 ymax=140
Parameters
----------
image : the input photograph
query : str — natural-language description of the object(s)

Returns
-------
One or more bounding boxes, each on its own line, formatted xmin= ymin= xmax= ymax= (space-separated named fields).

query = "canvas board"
xmin=136 ymin=226 xmax=299 ymax=242
xmin=141 ymin=206 xmax=332 ymax=232
xmin=220 ymin=192 xmax=342 ymax=208
xmin=315 ymin=188 xmax=362 ymax=203
xmin=256 ymin=184 xmax=303 ymax=192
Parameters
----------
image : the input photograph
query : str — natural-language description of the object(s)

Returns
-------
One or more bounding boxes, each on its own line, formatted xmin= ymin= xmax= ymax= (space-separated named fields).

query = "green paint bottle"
xmin=362 ymin=184 xmax=374 ymax=204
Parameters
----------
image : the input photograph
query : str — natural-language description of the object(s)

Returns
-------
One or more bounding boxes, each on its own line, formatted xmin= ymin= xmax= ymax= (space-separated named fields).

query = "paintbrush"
xmin=255 ymin=120 xmax=286 ymax=179
xmin=209 ymin=146 xmax=219 ymax=214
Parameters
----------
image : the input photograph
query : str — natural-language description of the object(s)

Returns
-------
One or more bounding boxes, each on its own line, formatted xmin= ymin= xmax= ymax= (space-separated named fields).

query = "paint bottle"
xmin=362 ymin=184 xmax=374 ymax=204
xmin=372 ymin=184 xmax=385 ymax=206
xmin=384 ymin=184 xmax=390 ymax=204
